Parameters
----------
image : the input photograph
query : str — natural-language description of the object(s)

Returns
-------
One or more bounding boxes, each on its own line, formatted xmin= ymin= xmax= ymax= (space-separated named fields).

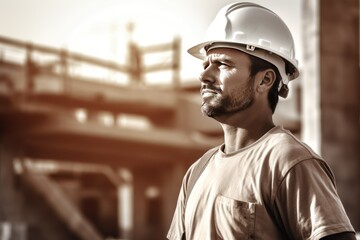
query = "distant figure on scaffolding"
xmin=128 ymin=42 xmax=143 ymax=86
xmin=126 ymin=22 xmax=143 ymax=86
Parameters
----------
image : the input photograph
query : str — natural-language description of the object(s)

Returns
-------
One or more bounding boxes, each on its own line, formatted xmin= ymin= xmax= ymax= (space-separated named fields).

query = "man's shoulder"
xmin=183 ymin=146 xmax=220 ymax=181
xmin=269 ymin=127 xmax=322 ymax=160
xmin=264 ymin=127 xmax=324 ymax=173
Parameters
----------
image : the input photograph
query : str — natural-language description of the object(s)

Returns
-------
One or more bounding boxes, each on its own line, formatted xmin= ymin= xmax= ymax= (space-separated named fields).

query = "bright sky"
xmin=0 ymin=0 xmax=302 ymax=81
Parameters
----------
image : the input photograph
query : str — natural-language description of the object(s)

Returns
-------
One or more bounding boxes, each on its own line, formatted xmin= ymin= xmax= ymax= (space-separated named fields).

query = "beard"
xmin=201 ymin=79 xmax=254 ymax=118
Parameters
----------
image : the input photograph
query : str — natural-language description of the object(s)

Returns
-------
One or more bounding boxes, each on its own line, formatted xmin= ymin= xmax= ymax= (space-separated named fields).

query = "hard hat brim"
xmin=187 ymin=41 xmax=299 ymax=81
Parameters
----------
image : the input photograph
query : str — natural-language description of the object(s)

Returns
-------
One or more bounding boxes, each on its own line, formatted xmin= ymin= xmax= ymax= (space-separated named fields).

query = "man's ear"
xmin=257 ymin=69 xmax=276 ymax=93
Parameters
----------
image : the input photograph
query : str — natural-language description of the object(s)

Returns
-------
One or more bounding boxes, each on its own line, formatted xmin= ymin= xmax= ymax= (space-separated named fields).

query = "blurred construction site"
xmin=0 ymin=0 xmax=359 ymax=239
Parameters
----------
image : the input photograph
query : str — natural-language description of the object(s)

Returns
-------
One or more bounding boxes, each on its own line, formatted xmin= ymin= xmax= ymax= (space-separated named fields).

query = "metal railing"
xmin=0 ymin=35 xmax=181 ymax=95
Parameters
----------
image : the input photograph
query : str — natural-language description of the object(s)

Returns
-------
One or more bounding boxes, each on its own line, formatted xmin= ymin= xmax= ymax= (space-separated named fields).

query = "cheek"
xmin=219 ymin=70 xmax=239 ymax=90
xmin=224 ymin=78 xmax=254 ymax=102
xmin=221 ymin=77 xmax=250 ymax=94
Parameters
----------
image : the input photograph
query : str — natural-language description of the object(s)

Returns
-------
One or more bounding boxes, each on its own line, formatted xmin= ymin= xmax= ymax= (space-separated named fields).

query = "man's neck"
xmin=219 ymin=114 xmax=275 ymax=154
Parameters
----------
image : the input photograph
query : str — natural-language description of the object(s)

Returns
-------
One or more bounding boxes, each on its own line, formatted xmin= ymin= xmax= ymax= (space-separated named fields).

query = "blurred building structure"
xmin=0 ymin=33 xmax=220 ymax=240
xmin=302 ymin=0 xmax=360 ymax=230
xmin=0 ymin=0 xmax=359 ymax=239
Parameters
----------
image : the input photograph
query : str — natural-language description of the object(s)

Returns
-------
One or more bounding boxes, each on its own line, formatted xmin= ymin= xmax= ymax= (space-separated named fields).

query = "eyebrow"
xmin=204 ymin=54 xmax=234 ymax=66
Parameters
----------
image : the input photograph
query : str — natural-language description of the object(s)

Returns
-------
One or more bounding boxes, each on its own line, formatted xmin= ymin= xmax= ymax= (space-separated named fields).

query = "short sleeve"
xmin=274 ymin=159 xmax=355 ymax=240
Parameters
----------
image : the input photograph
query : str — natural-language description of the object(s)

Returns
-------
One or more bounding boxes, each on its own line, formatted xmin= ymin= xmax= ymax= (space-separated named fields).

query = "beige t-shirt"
xmin=167 ymin=126 xmax=354 ymax=240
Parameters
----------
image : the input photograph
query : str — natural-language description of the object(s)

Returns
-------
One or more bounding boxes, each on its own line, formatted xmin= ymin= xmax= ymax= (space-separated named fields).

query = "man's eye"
xmin=218 ymin=62 xmax=230 ymax=68
xmin=203 ymin=60 xmax=230 ymax=70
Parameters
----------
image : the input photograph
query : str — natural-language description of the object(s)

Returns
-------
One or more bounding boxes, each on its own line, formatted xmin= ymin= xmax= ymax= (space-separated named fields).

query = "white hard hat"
xmin=188 ymin=2 xmax=299 ymax=98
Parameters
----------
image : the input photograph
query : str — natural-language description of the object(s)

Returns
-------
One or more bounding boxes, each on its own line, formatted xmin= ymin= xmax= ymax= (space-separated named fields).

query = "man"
xmin=167 ymin=2 xmax=355 ymax=240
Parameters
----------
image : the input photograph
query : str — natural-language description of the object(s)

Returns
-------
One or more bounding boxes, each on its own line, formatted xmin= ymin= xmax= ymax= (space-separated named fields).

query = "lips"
xmin=201 ymin=89 xmax=218 ymax=96
xmin=200 ymin=85 xmax=221 ymax=96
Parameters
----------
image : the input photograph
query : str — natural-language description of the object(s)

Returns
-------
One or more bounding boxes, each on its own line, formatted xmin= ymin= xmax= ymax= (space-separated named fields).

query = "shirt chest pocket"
xmin=214 ymin=195 xmax=256 ymax=240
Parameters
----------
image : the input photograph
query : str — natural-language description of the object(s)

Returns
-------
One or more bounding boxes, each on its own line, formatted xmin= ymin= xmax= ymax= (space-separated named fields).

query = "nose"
xmin=199 ymin=65 xmax=217 ymax=84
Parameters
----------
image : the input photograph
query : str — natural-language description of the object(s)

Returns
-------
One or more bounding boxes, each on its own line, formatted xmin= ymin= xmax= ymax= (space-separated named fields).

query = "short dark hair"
xmin=248 ymin=54 xmax=281 ymax=113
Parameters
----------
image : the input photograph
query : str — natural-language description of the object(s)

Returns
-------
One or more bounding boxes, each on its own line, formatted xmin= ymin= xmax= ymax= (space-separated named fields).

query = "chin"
xmin=201 ymin=106 xmax=214 ymax=117
xmin=201 ymin=105 xmax=222 ymax=118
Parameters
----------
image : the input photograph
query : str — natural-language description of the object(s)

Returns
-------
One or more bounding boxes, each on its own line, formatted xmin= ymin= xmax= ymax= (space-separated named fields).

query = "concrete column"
xmin=117 ymin=168 xmax=133 ymax=239
xmin=0 ymin=137 xmax=27 ymax=238
xmin=302 ymin=0 xmax=322 ymax=153
xmin=132 ymin=167 xmax=165 ymax=240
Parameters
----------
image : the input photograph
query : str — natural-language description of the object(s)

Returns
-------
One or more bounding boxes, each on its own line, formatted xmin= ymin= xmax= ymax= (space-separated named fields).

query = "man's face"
xmin=200 ymin=48 xmax=255 ymax=118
